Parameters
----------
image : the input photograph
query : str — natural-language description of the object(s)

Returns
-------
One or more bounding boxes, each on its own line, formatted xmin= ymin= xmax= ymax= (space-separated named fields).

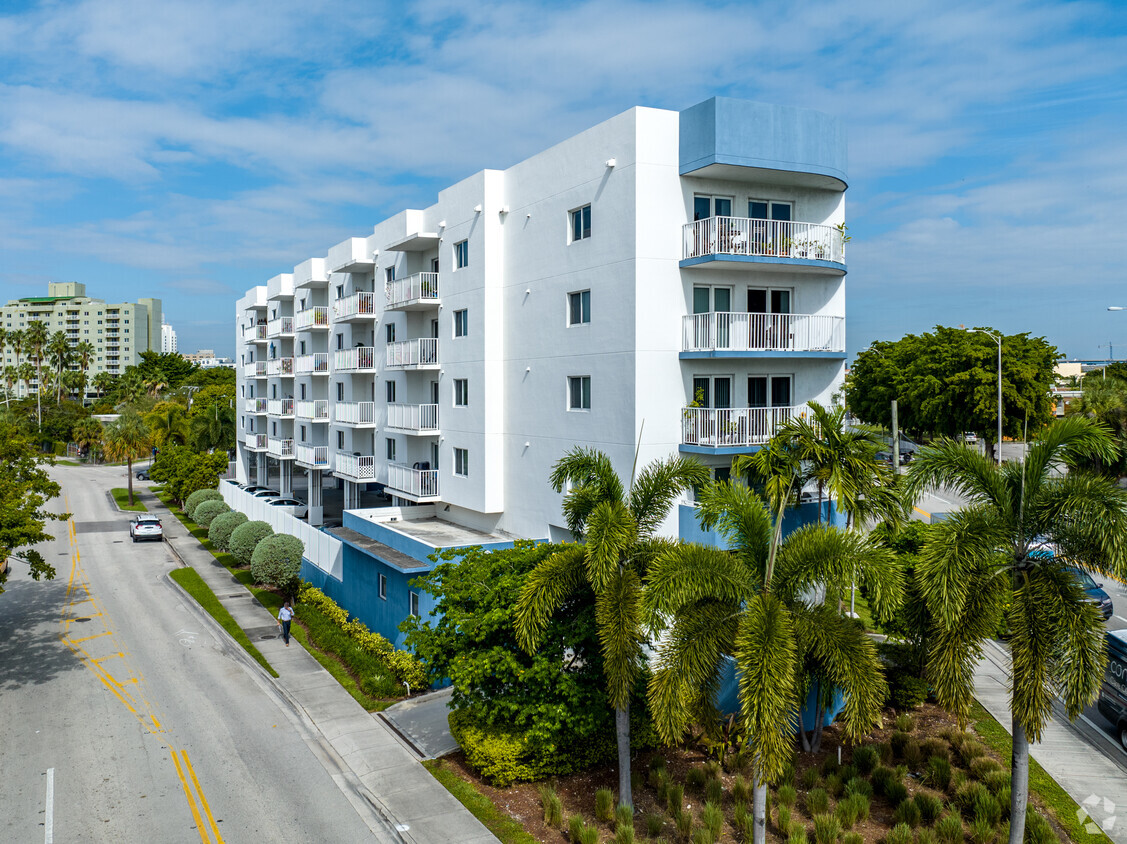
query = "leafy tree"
xmin=102 ymin=409 xmax=151 ymax=505
xmin=905 ymin=417 xmax=1127 ymax=844
xmin=250 ymin=534 xmax=304 ymax=597
xmin=847 ymin=327 xmax=1059 ymax=452
xmin=0 ymin=422 xmax=68 ymax=592
xmin=515 ymin=448 xmax=708 ymax=809
xmin=184 ymin=366 xmax=235 ymax=388
xmin=72 ymin=417 xmax=104 ymax=461
xmin=1067 ymin=375 xmax=1127 ymax=475
xmin=40 ymin=400 xmax=87 ymax=445
xmin=150 ymin=445 xmax=228 ymax=506
xmin=135 ymin=350 xmax=196 ymax=390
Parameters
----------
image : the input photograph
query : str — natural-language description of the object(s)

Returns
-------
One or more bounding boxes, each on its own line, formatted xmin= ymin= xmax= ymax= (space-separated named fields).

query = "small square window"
xmin=454 ymin=448 xmax=468 ymax=476
xmin=379 ymin=573 xmax=387 ymax=600
xmin=386 ymin=380 xmax=396 ymax=403
xmin=568 ymin=290 xmax=591 ymax=326
xmin=454 ymin=239 xmax=469 ymax=269
xmin=409 ymin=590 xmax=420 ymax=618
xmin=453 ymin=379 xmax=468 ymax=407
xmin=568 ymin=376 xmax=591 ymax=411
xmin=453 ymin=309 xmax=468 ymax=338
xmin=570 ymin=205 xmax=592 ymax=242
xmin=386 ymin=438 xmax=396 ymax=461
xmin=386 ymin=323 xmax=396 ymax=343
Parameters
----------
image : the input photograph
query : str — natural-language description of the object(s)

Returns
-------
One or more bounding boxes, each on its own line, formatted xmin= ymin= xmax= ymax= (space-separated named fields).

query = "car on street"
xmin=267 ymin=498 xmax=309 ymax=518
xmin=136 ymin=469 xmax=151 ymax=480
xmin=129 ymin=515 xmax=163 ymax=542
xmin=963 ymin=432 xmax=979 ymax=444
xmin=1069 ymin=566 xmax=1114 ymax=620
xmin=1097 ymin=629 xmax=1127 ymax=749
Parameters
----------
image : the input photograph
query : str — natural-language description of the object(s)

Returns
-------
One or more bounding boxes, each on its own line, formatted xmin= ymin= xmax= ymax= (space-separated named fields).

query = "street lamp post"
xmin=968 ymin=328 xmax=1003 ymax=464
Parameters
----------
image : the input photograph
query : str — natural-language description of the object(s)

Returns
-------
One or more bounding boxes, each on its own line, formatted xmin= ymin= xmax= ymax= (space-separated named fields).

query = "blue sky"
xmin=1 ymin=0 xmax=1126 ymax=360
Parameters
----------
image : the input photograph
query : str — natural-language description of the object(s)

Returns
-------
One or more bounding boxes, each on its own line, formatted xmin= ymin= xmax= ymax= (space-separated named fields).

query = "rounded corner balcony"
xmin=682 ymin=217 xmax=845 ymax=272
xmin=681 ymin=312 xmax=845 ymax=359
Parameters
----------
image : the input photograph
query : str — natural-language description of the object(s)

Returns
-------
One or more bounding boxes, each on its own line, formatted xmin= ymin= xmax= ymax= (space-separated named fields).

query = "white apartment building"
xmin=234 ymin=97 xmax=847 ymax=550
xmin=161 ymin=322 xmax=178 ymax=354
xmin=1 ymin=282 xmax=162 ymax=397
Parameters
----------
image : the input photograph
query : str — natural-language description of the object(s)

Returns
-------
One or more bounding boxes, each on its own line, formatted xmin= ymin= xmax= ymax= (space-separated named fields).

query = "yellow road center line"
xmin=182 ymin=750 xmax=225 ymax=844
xmin=171 ymin=749 xmax=211 ymax=844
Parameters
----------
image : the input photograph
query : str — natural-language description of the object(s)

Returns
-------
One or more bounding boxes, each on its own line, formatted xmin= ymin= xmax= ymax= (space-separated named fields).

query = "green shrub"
xmin=577 ymin=822 xmax=600 ymax=844
xmin=845 ymin=778 xmax=872 ymax=799
xmin=193 ymin=498 xmax=230 ymax=528
xmin=802 ymin=767 xmax=821 ymax=789
xmin=789 ymin=827 xmax=808 ymax=844
xmin=615 ymin=822 xmax=635 ymax=844
xmin=686 ymin=766 xmax=707 ymax=791
xmin=890 ymin=730 xmax=912 ymax=758
xmin=540 ymin=785 xmax=563 ymax=826
xmin=896 ymin=713 xmax=916 ymax=732
xmin=250 ymin=533 xmax=303 ymax=595
xmin=894 ymin=799 xmax=922 ymax=827
xmin=732 ymin=774 xmax=751 ymax=805
xmin=968 ymin=757 xmax=1003 ymax=781
xmin=644 ymin=813 xmax=664 ymax=838
xmin=617 ymin=803 xmax=633 ymax=829
xmin=842 ymin=833 xmax=864 ymax=844
xmin=813 ymin=813 xmax=841 ymax=844
xmin=1023 ymin=809 xmax=1055 ymax=844
xmin=451 ymin=710 xmax=574 ymax=786
xmin=891 ymin=675 xmax=930 ymax=710
xmin=886 ymin=781 xmax=909 ymax=808
xmin=568 ymin=814 xmax=584 ymax=842
xmin=185 ymin=487 xmax=223 ymax=519
xmin=667 ymin=783 xmax=684 ymax=818
xmin=702 ymin=802 xmax=723 ymax=840
xmin=778 ymin=784 xmax=798 ymax=808
xmin=806 ymin=787 xmax=830 ymax=815
xmin=595 ymin=788 xmax=615 ymax=822
xmin=229 ymin=520 xmax=273 ymax=566
xmin=968 ymin=817 xmax=996 ymax=844
xmin=872 ymin=766 xmax=896 ymax=795
xmin=853 ymin=745 xmax=880 ymax=775
xmin=675 ymin=808 xmax=693 ymax=840
xmin=887 ymin=822 xmax=915 ymax=844
xmin=936 ymin=813 xmax=964 ymax=844
xmin=208 ymin=509 xmax=247 ymax=551
xmin=705 ymin=777 xmax=723 ymax=806
xmin=927 ymin=756 xmax=952 ymax=791
xmin=915 ymin=793 xmax=944 ymax=825
xmin=779 ymin=804 xmax=793 ymax=832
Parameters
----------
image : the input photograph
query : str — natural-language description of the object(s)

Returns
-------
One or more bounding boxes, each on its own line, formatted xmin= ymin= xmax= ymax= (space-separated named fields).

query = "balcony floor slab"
xmin=680 ymin=255 xmax=846 ymax=274
xmin=680 ymin=350 xmax=846 ymax=360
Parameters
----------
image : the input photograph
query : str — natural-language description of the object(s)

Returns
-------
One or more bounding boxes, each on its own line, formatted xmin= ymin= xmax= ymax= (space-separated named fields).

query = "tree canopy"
xmin=0 ymin=421 xmax=67 ymax=592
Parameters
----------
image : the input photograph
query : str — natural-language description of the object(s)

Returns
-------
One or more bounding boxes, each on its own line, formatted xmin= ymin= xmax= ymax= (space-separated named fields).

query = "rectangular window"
xmin=453 ymin=309 xmax=468 ymax=337
xmin=570 ymin=204 xmax=592 ymax=242
xmin=300 ymin=425 xmax=307 ymax=441
xmin=385 ymin=323 xmax=396 ymax=343
xmin=385 ymin=267 xmax=395 ymax=283
xmin=409 ymin=591 xmax=420 ymax=618
xmin=454 ymin=239 xmax=469 ymax=269
xmin=336 ymin=382 xmax=344 ymax=401
xmin=386 ymin=380 xmax=396 ymax=403
xmin=386 ymin=438 xmax=396 ymax=461
xmin=567 ymin=290 xmax=591 ymax=325
xmin=379 ymin=573 xmax=387 ymax=600
xmin=568 ymin=376 xmax=591 ymax=411
xmin=453 ymin=379 xmax=468 ymax=407
xmin=337 ymin=430 xmax=344 ymax=449
xmin=454 ymin=447 xmax=468 ymax=477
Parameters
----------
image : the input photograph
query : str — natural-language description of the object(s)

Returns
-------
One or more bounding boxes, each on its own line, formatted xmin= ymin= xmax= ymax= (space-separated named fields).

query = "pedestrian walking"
xmin=277 ymin=599 xmax=295 ymax=646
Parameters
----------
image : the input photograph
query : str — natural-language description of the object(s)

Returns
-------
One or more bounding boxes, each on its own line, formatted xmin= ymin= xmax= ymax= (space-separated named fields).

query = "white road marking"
xmin=44 ymin=768 xmax=54 ymax=844
xmin=175 ymin=628 xmax=198 ymax=647
xmin=1115 ymin=616 xmax=1127 ymax=624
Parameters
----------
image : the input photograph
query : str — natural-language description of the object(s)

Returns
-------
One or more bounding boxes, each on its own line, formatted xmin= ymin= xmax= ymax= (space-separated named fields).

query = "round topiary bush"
xmin=250 ymin=534 xmax=304 ymax=596
xmin=208 ymin=510 xmax=248 ymax=551
xmin=229 ymin=520 xmax=273 ymax=567
xmin=193 ymin=499 xmax=230 ymax=528
xmin=185 ymin=488 xmax=223 ymax=519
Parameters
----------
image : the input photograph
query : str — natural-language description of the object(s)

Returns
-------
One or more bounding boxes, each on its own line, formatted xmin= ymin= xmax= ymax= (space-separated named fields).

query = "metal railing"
xmin=682 ymin=313 xmax=845 ymax=353
xmin=245 ymin=398 xmax=268 ymax=414
xmin=683 ymin=217 xmax=844 ymax=263
xmin=296 ymin=399 xmax=328 ymax=420
xmin=387 ymin=463 xmax=439 ymax=499
xmin=267 ymin=316 xmax=294 ymax=337
xmin=294 ymin=306 xmax=329 ymax=330
xmin=332 ymin=291 xmax=377 ymax=320
xmin=386 ymin=403 xmax=439 ymax=432
xmin=252 ymin=324 xmax=267 ymax=341
xmin=245 ymin=433 xmax=268 ymax=450
xmin=681 ymin=406 xmax=806 ymax=448
xmin=244 ymin=361 xmax=268 ymax=378
xmin=385 ymin=338 xmax=439 ymax=368
xmin=266 ymin=357 xmax=294 ymax=376
xmin=335 ymin=453 xmax=377 ymax=480
xmin=267 ymin=398 xmax=294 ymax=417
xmin=334 ymin=401 xmax=377 ymax=425
xmin=267 ymin=437 xmax=295 ymax=459
xmin=334 ymin=347 xmax=376 ymax=371
xmin=295 ymin=444 xmax=329 ymax=468
xmin=386 ymin=272 xmax=440 ymax=309
xmin=294 ymin=353 xmax=329 ymax=375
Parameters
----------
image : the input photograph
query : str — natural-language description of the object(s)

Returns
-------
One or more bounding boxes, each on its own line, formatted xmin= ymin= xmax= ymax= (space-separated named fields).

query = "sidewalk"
xmin=145 ymin=489 xmax=498 ymax=844
xmin=975 ymin=639 xmax=1127 ymax=843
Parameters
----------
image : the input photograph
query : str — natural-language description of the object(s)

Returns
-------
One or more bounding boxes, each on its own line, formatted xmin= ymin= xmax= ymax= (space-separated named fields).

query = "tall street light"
xmin=967 ymin=328 xmax=1003 ymax=464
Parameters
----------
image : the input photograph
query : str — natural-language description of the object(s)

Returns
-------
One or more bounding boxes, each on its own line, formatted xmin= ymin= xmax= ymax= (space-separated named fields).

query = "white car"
xmin=251 ymin=488 xmax=281 ymax=499
xmin=267 ymin=497 xmax=308 ymax=518
xmin=129 ymin=515 xmax=164 ymax=542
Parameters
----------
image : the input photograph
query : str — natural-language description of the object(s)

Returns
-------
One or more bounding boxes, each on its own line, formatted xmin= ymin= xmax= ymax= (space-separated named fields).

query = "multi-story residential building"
xmin=161 ymin=322 xmax=178 ymax=354
xmin=1 ymin=282 xmax=162 ymax=397
xmin=231 ymin=97 xmax=847 ymax=641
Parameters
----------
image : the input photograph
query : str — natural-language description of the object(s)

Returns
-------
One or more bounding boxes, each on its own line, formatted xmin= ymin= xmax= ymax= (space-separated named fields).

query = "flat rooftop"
xmin=364 ymin=515 xmax=515 ymax=548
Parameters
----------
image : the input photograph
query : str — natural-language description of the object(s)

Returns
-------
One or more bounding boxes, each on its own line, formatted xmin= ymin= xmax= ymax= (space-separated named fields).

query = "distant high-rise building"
xmin=161 ymin=322 xmax=178 ymax=354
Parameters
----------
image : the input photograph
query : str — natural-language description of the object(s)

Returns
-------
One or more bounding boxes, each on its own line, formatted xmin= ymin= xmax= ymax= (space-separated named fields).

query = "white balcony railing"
xmin=267 ymin=437 xmax=295 ymax=459
xmin=334 ymin=401 xmax=377 ymax=426
xmin=332 ymin=291 xmax=377 ymax=320
xmin=386 ymin=272 xmax=440 ymax=310
xmin=296 ymin=399 xmax=329 ymax=421
xmin=683 ymin=217 xmax=844 ymax=264
xmin=295 ymin=444 xmax=330 ymax=468
xmin=681 ymin=406 xmax=806 ymax=449
xmin=267 ymin=316 xmax=294 ymax=337
xmin=294 ymin=353 xmax=329 ymax=375
xmin=267 ymin=398 xmax=294 ymax=417
xmin=682 ymin=313 xmax=845 ymax=353
xmin=335 ymin=453 xmax=377 ymax=480
xmin=251 ymin=324 xmax=268 ymax=342
xmin=266 ymin=357 xmax=294 ymax=377
xmin=334 ymin=347 xmax=376 ymax=371
xmin=386 ymin=403 xmax=439 ymax=433
xmin=245 ymin=398 xmax=268 ymax=414
xmin=294 ymin=306 xmax=330 ymax=331
xmin=244 ymin=360 xmax=268 ymax=378
xmin=386 ymin=463 xmax=440 ymax=499
xmin=245 ymin=433 xmax=268 ymax=450
xmin=385 ymin=338 xmax=439 ymax=368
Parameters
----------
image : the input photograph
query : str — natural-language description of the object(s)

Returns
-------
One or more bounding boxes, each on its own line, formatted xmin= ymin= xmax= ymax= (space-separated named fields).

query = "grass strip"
xmin=111 ymin=487 xmax=147 ymax=511
xmin=169 ymin=567 xmax=278 ymax=678
xmin=971 ymin=700 xmax=1112 ymax=844
xmin=423 ymin=759 xmax=539 ymax=844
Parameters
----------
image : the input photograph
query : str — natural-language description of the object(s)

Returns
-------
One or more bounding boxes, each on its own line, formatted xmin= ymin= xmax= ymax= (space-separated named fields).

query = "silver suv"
xmin=129 ymin=515 xmax=164 ymax=543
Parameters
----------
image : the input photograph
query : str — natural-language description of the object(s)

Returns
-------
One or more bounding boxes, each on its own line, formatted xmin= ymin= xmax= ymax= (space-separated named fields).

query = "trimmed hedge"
xmin=185 ymin=488 xmax=223 ymax=519
xmin=250 ymin=534 xmax=304 ymax=595
xmin=229 ymin=520 xmax=273 ymax=566
xmin=193 ymin=499 xmax=230 ymax=528
xmin=208 ymin=510 xmax=248 ymax=551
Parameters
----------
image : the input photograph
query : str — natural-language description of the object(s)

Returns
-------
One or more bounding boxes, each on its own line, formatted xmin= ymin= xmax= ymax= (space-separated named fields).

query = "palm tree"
xmin=102 ymin=410 xmax=151 ymax=505
xmin=8 ymin=329 xmax=24 ymax=397
xmin=24 ymin=320 xmax=48 ymax=427
xmin=190 ymin=402 xmax=235 ymax=452
xmin=645 ymin=479 xmax=894 ymax=844
xmin=145 ymin=401 xmax=190 ymax=448
xmin=905 ymin=416 xmax=1127 ymax=844
xmin=17 ymin=362 xmax=34 ymax=401
xmin=72 ymin=417 xmax=103 ymax=462
xmin=515 ymin=447 xmax=708 ymax=810
xmin=144 ymin=375 xmax=169 ymax=398
xmin=2 ymin=365 xmax=16 ymax=406
xmin=92 ymin=370 xmax=115 ymax=402
xmin=46 ymin=330 xmax=71 ymax=404
xmin=75 ymin=341 xmax=95 ymax=405
xmin=0 ymin=328 xmax=7 ymax=407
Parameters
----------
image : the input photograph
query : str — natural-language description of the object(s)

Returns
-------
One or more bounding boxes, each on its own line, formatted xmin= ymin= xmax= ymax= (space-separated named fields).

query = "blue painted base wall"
xmin=679 ymin=498 xmax=846 ymax=549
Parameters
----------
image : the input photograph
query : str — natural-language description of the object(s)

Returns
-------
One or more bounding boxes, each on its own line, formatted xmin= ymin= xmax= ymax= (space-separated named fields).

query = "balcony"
xmin=267 ymin=357 xmax=294 ymax=377
xmin=328 ymin=237 xmax=375 ymax=274
xmin=244 ymin=361 xmax=268 ymax=379
xmin=294 ymin=353 xmax=329 ymax=376
xmin=245 ymin=433 xmax=268 ymax=451
xmin=250 ymin=324 xmax=268 ymax=343
xmin=386 ymin=272 xmax=440 ymax=311
xmin=681 ymin=406 xmax=806 ymax=453
xmin=267 ymin=437 xmax=295 ymax=460
xmin=682 ymin=218 xmax=844 ymax=270
xmin=334 ymin=401 xmax=377 ymax=427
xmin=267 ymin=398 xmax=294 ymax=418
xmin=245 ymin=398 xmax=267 ymax=414
xmin=267 ymin=316 xmax=294 ymax=338
xmin=294 ymin=306 xmax=330 ymax=331
xmin=386 ymin=338 xmax=438 ymax=369
xmin=334 ymin=347 xmax=376 ymax=372
xmin=335 ymin=453 xmax=377 ymax=481
xmin=296 ymin=443 xmax=330 ymax=469
xmin=385 ymin=403 xmax=439 ymax=434
xmin=296 ymin=399 xmax=329 ymax=421
xmin=386 ymin=463 xmax=440 ymax=502
xmin=681 ymin=313 xmax=845 ymax=358
xmin=332 ymin=291 xmax=377 ymax=322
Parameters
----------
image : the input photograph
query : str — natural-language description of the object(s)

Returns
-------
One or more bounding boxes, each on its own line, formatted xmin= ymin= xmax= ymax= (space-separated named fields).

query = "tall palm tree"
xmin=189 ymin=402 xmax=235 ymax=452
xmin=145 ymin=401 xmax=190 ymax=448
xmin=0 ymin=328 xmax=7 ymax=407
xmin=905 ymin=416 xmax=1127 ymax=844
xmin=72 ymin=418 xmax=103 ymax=462
xmin=17 ymin=362 xmax=34 ymax=402
xmin=645 ymin=479 xmax=895 ymax=844
xmin=46 ymin=330 xmax=70 ymax=404
xmin=8 ymin=329 xmax=24 ymax=397
xmin=75 ymin=340 xmax=95 ymax=405
xmin=92 ymin=370 xmax=115 ymax=401
xmin=102 ymin=410 xmax=151 ymax=505
xmin=2 ymin=365 xmax=16 ymax=406
xmin=515 ymin=447 xmax=708 ymax=810
xmin=24 ymin=320 xmax=48 ymax=427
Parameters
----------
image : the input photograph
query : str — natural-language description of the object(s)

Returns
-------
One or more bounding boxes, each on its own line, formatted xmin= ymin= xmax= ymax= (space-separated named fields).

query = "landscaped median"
xmin=111 ymin=487 xmax=147 ymax=511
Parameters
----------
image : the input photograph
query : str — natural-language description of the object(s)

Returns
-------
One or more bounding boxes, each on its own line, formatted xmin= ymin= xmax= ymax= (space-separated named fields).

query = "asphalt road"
xmin=0 ymin=463 xmax=379 ymax=843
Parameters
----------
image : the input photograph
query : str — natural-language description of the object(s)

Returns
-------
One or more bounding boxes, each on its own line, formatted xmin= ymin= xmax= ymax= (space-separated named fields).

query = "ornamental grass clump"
xmin=615 ymin=822 xmax=635 ymax=844
xmin=893 ymin=798 xmax=922 ymax=828
xmin=885 ymin=780 xmax=909 ymax=808
xmin=616 ymin=803 xmax=634 ymax=829
xmin=1024 ymin=810 xmax=1055 ymax=844
xmin=981 ymin=770 xmax=1008 ymax=796
xmin=667 ymin=784 xmax=684 ymax=818
xmin=540 ymin=786 xmax=563 ymax=826
xmin=789 ymin=827 xmax=809 ymax=844
xmin=778 ymin=804 xmax=793 ymax=833
xmin=595 ymin=788 xmax=614 ymax=822
xmin=968 ymin=817 xmax=996 ymax=844
xmin=701 ymin=802 xmax=723 ymax=840
xmin=675 ymin=808 xmax=693 ymax=841
xmin=704 ymin=777 xmax=723 ymax=806
xmin=568 ymin=814 xmax=584 ymax=843
xmin=813 ymin=813 xmax=841 ymax=844
xmin=686 ymin=766 xmax=707 ymax=791
xmin=806 ymin=787 xmax=830 ymax=815
xmin=835 ymin=794 xmax=867 ymax=829
xmin=921 ymin=738 xmax=949 ymax=761
xmin=845 ymin=777 xmax=873 ymax=799
xmin=936 ymin=813 xmax=965 ymax=844
xmin=732 ymin=774 xmax=751 ymax=805
xmin=890 ymin=730 xmax=912 ymax=759
xmin=904 ymin=740 xmax=924 ymax=770
xmin=886 ymin=822 xmax=914 ymax=844
xmin=576 ymin=822 xmax=600 ymax=844
xmin=871 ymin=766 xmax=896 ymax=795
xmin=914 ymin=792 xmax=944 ymax=825
xmin=842 ymin=833 xmax=864 ymax=844
xmin=802 ymin=767 xmax=821 ymax=789
xmin=926 ymin=756 xmax=952 ymax=792
xmin=852 ymin=745 xmax=880 ymax=774
xmin=644 ymin=813 xmax=664 ymax=838
xmin=777 ymin=784 xmax=798 ymax=808
xmin=968 ymin=757 xmax=1002 ymax=781
xmin=895 ymin=713 xmax=916 ymax=732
